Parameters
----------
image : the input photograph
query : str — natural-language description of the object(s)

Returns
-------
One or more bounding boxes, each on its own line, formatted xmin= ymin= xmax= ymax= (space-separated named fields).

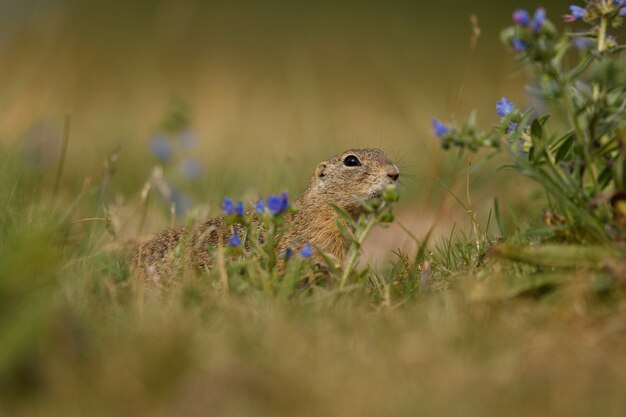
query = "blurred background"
xmin=0 ymin=0 xmax=575 ymax=258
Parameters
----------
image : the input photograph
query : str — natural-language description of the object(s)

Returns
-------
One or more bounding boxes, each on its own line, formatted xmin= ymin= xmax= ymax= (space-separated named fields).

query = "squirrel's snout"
xmin=386 ymin=165 xmax=400 ymax=182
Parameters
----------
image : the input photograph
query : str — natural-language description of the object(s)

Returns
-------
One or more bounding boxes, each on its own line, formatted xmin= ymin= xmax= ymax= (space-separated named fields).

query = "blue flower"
xmin=222 ymin=198 xmax=244 ymax=216
xmin=150 ymin=134 xmax=172 ymax=161
xmin=300 ymin=243 xmax=313 ymax=258
xmin=533 ymin=8 xmax=546 ymax=31
xmin=228 ymin=232 xmax=241 ymax=247
xmin=496 ymin=98 xmax=515 ymax=117
xmin=255 ymin=198 xmax=265 ymax=213
xmin=284 ymin=247 xmax=294 ymax=259
xmin=267 ymin=192 xmax=289 ymax=215
xmin=506 ymin=123 xmax=518 ymax=133
xmin=511 ymin=37 xmax=527 ymax=52
xmin=621 ymin=7 xmax=626 ymax=16
xmin=573 ymin=37 xmax=593 ymax=50
xmin=222 ymin=197 xmax=235 ymax=214
xmin=432 ymin=118 xmax=450 ymax=138
xmin=512 ymin=9 xmax=531 ymax=26
xmin=570 ymin=5 xmax=586 ymax=19
xmin=180 ymin=158 xmax=202 ymax=179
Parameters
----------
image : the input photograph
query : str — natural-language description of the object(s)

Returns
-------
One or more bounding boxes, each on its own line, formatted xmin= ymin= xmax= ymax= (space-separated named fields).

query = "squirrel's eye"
xmin=343 ymin=155 xmax=361 ymax=167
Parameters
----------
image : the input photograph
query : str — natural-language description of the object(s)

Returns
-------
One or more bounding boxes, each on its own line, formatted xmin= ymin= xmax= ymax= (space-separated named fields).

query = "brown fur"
xmin=131 ymin=148 xmax=399 ymax=285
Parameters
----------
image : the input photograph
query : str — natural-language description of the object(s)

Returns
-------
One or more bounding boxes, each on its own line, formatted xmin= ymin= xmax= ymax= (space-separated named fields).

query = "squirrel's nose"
xmin=386 ymin=165 xmax=400 ymax=182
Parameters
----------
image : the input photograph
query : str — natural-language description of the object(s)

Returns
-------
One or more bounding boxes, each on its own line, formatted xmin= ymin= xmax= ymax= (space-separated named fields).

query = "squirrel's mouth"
xmin=372 ymin=178 xmax=397 ymax=198
xmin=369 ymin=189 xmax=386 ymax=201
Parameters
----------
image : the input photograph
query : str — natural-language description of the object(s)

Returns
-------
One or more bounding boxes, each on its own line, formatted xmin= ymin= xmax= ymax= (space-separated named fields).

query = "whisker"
xmin=398 ymin=181 xmax=414 ymax=192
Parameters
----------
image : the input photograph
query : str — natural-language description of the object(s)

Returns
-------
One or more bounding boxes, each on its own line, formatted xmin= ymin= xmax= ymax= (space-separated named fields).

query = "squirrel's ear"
xmin=315 ymin=162 xmax=327 ymax=179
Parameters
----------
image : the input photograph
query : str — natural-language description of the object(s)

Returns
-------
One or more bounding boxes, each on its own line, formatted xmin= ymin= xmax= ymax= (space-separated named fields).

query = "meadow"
xmin=2 ymin=1 xmax=626 ymax=416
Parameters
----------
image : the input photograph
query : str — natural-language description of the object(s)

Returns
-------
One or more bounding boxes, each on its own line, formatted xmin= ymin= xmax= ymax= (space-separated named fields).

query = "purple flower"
xmin=511 ymin=37 xmax=527 ymax=52
xmin=284 ymin=247 xmax=294 ymax=259
xmin=496 ymin=98 xmax=515 ymax=117
xmin=255 ymin=198 xmax=265 ymax=213
xmin=222 ymin=198 xmax=244 ymax=216
xmin=506 ymin=123 xmax=518 ymax=133
xmin=300 ymin=243 xmax=313 ymax=258
xmin=267 ymin=192 xmax=289 ymax=215
xmin=228 ymin=232 xmax=241 ymax=247
xmin=432 ymin=118 xmax=450 ymax=138
xmin=513 ymin=9 xmax=531 ymax=26
xmin=180 ymin=158 xmax=202 ymax=179
xmin=533 ymin=8 xmax=546 ymax=31
xmin=150 ymin=134 xmax=172 ymax=161
xmin=621 ymin=8 xmax=626 ymax=16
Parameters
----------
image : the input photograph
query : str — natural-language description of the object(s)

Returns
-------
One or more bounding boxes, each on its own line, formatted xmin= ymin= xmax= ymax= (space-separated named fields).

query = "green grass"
xmin=1 ymin=145 xmax=626 ymax=417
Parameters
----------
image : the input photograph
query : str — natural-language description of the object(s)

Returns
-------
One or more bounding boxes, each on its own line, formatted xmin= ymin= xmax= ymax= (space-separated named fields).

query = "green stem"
xmin=245 ymin=216 xmax=271 ymax=263
xmin=556 ymin=74 xmax=598 ymax=192
xmin=53 ymin=114 xmax=71 ymax=197
xmin=592 ymin=16 xmax=607 ymax=102
xmin=597 ymin=15 xmax=607 ymax=53
xmin=338 ymin=209 xmax=383 ymax=290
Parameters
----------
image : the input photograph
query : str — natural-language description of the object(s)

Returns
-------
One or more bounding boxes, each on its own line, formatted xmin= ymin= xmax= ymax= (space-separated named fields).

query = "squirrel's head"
xmin=311 ymin=148 xmax=399 ymax=212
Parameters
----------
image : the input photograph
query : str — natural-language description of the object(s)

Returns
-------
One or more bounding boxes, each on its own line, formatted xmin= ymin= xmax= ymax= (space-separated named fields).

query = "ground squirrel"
xmin=132 ymin=148 xmax=399 ymax=285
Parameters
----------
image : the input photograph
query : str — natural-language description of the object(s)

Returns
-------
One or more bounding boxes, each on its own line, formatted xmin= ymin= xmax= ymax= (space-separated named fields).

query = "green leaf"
xmin=330 ymin=204 xmax=357 ymax=228
xmin=530 ymin=118 xmax=544 ymax=141
xmin=615 ymin=152 xmax=626 ymax=192
xmin=565 ymin=55 xmax=593 ymax=81
xmin=553 ymin=134 xmax=575 ymax=163
xmin=335 ymin=218 xmax=355 ymax=241
xmin=598 ymin=166 xmax=613 ymax=190
xmin=490 ymin=243 xmax=618 ymax=268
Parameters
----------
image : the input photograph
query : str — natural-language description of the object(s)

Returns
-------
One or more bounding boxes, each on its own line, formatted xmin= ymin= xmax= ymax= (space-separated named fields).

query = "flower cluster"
xmin=512 ymin=7 xmax=547 ymax=31
xmin=266 ymin=192 xmax=290 ymax=215
xmin=430 ymin=114 xmax=499 ymax=151
xmin=222 ymin=192 xmax=291 ymax=218
xmin=503 ymin=7 xmax=557 ymax=57
xmin=434 ymin=3 xmax=626 ymax=242
xmin=147 ymin=102 xmax=204 ymax=217
xmin=222 ymin=197 xmax=245 ymax=216
xmin=150 ymin=130 xmax=203 ymax=180
xmin=564 ymin=1 xmax=626 ymax=23
xmin=221 ymin=192 xmax=315 ymax=259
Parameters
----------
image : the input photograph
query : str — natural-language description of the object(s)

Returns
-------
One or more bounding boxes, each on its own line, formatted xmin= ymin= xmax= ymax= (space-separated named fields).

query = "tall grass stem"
xmin=53 ymin=114 xmax=71 ymax=197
